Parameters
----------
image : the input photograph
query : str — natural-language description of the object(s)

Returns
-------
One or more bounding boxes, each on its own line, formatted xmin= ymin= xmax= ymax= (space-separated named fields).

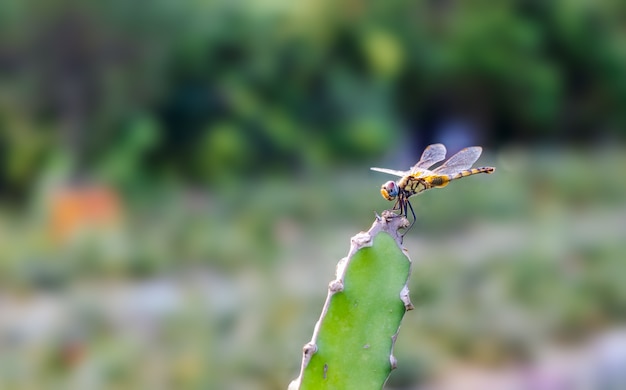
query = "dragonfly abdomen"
xmin=425 ymin=175 xmax=450 ymax=188
xmin=450 ymin=166 xmax=495 ymax=180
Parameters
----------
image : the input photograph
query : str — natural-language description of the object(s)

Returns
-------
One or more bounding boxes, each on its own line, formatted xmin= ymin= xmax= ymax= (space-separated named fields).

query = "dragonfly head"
xmin=381 ymin=181 xmax=398 ymax=201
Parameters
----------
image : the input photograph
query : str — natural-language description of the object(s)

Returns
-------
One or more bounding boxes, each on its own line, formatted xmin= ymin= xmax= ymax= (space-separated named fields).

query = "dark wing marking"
xmin=411 ymin=143 xmax=447 ymax=172
xmin=433 ymin=146 xmax=482 ymax=175
xmin=370 ymin=167 xmax=406 ymax=177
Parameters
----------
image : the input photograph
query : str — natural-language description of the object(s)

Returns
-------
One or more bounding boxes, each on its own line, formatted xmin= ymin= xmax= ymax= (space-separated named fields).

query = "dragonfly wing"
xmin=433 ymin=146 xmax=482 ymax=175
xmin=370 ymin=167 xmax=407 ymax=177
xmin=411 ymin=143 xmax=447 ymax=171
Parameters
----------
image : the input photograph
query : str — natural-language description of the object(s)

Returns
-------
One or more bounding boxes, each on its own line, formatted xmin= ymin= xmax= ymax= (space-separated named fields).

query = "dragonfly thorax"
xmin=380 ymin=180 xmax=399 ymax=201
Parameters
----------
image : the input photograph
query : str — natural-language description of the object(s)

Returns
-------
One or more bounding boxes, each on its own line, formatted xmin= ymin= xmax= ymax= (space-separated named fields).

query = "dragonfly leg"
xmin=394 ymin=196 xmax=414 ymax=236
xmin=405 ymin=199 xmax=416 ymax=232
xmin=393 ymin=195 xmax=414 ymax=232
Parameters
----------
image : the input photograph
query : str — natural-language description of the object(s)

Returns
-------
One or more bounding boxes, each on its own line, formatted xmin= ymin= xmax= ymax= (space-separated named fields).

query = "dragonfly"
xmin=371 ymin=143 xmax=495 ymax=229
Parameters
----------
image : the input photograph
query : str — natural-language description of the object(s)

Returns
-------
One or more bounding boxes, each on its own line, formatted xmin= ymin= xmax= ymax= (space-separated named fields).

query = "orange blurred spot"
xmin=48 ymin=185 xmax=123 ymax=245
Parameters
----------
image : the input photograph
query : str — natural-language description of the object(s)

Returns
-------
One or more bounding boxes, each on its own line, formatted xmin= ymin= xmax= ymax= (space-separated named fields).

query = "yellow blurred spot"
xmin=362 ymin=30 xmax=404 ymax=79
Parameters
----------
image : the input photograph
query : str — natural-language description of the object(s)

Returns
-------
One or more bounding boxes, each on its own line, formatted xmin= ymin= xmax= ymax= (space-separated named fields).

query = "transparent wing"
xmin=411 ymin=143 xmax=447 ymax=171
xmin=370 ymin=167 xmax=407 ymax=177
xmin=371 ymin=143 xmax=447 ymax=177
xmin=433 ymin=146 xmax=482 ymax=175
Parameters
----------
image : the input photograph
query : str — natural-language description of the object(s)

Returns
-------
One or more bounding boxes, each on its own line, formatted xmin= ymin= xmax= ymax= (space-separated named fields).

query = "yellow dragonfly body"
xmin=371 ymin=143 xmax=495 ymax=225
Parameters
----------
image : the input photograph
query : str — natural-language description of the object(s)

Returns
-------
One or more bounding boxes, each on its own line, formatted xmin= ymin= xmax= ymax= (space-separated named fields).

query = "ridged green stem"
xmin=289 ymin=211 xmax=413 ymax=390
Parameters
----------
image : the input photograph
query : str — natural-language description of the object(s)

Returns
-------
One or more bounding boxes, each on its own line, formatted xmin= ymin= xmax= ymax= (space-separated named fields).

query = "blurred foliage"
xmin=1 ymin=0 xmax=626 ymax=194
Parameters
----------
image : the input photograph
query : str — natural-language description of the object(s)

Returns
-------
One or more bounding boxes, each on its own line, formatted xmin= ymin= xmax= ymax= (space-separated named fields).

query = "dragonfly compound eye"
xmin=381 ymin=181 xmax=398 ymax=201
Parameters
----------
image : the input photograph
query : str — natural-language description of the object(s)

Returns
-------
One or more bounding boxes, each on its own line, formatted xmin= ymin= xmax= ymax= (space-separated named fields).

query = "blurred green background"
xmin=1 ymin=0 xmax=626 ymax=389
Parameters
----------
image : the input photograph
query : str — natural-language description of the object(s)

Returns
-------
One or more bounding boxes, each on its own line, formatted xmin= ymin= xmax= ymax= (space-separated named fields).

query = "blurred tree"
xmin=0 ymin=0 xmax=625 ymax=196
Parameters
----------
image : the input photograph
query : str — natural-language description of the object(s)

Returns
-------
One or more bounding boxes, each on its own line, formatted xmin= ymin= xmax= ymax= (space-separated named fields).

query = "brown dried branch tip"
xmin=377 ymin=209 xmax=411 ymax=243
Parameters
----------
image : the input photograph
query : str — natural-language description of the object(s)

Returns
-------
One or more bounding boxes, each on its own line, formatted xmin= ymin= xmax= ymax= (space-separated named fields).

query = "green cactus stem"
xmin=289 ymin=210 xmax=414 ymax=390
